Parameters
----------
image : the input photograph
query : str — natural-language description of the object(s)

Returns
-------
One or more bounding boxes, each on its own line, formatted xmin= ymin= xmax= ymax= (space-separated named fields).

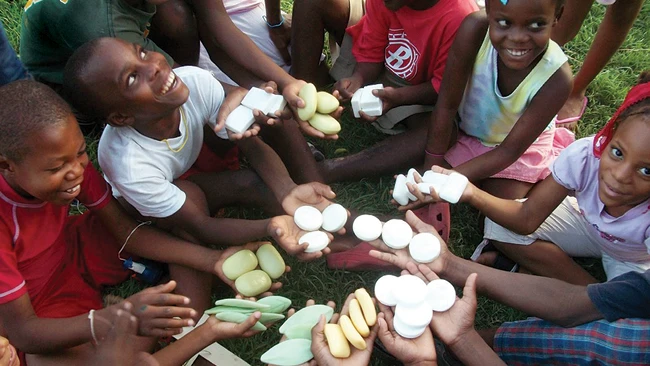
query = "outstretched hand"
xmin=282 ymin=183 xmax=337 ymax=215
xmin=93 ymin=308 xmax=159 ymax=366
xmin=376 ymin=303 xmax=437 ymax=366
xmin=201 ymin=311 xmax=265 ymax=342
xmin=268 ymin=215 xmax=332 ymax=261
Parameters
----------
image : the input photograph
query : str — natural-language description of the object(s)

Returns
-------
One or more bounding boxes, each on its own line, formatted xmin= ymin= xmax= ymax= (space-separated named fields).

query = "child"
xmin=0 ymin=80 xmax=237 ymax=364
xmin=312 ymin=0 xmax=478 ymax=182
xmin=417 ymin=73 xmax=650 ymax=285
xmin=423 ymin=0 xmax=574 ymax=201
xmin=63 ymin=37 xmax=336 ymax=310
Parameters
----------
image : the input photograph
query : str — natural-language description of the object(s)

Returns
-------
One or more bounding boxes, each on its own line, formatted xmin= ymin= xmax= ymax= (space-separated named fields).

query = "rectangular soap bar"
xmin=225 ymin=105 xmax=255 ymax=135
xmin=439 ymin=172 xmax=468 ymax=204
xmin=351 ymin=89 xmax=363 ymax=118
xmin=266 ymin=94 xmax=287 ymax=116
xmin=241 ymin=87 xmax=273 ymax=114
xmin=359 ymin=86 xmax=383 ymax=116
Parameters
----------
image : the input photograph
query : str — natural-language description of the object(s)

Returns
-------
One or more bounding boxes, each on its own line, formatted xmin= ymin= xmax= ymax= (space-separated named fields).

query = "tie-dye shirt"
xmin=458 ymin=31 xmax=567 ymax=147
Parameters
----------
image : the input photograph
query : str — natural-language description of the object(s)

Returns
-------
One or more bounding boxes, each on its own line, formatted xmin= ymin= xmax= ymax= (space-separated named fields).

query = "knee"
xmin=174 ymin=180 xmax=209 ymax=216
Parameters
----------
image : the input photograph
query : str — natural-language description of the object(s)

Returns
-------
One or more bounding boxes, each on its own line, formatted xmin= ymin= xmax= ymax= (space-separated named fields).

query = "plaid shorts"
xmin=494 ymin=317 xmax=650 ymax=365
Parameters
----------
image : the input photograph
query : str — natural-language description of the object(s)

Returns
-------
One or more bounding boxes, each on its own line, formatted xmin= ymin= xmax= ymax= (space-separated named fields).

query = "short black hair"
xmin=0 ymin=80 xmax=72 ymax=162
xmin=63 ymin=37 xmax=112 ymax=119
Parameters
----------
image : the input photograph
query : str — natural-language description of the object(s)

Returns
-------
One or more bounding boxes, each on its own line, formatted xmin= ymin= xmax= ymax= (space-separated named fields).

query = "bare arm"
xmin=455 ymin=63 xmax=572 ymax=182
xmin=385 ymin=82 xmax=438 ymax=107
xmin=333 ymin=62 xmax=384 ymax=100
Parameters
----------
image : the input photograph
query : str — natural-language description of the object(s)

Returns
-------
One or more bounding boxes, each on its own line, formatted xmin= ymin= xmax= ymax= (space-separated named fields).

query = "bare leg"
xmin=261 ymin=121 xmax=325 ymax=183
xmin=149 ymin=0 xmax=200 ymax=66
xmin=290 ymin=0 xmax=350 ymax=85
xmin=320 ymin=113 xmax=429 ymax=183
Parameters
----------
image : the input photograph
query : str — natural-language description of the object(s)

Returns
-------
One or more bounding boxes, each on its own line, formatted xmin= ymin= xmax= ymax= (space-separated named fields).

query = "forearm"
xmin=153 ymin=324 xmax=214 ymax=366
xmin=264 ymin=0 xmax=282 ymax=25
xmin=425 ymin=106 xmax=456 ymax=154
xmin=199 ymin=217 xmax=271 ymax=246
xmin=237 ymin=138 xmax=296 ymax=204
xmin=392 ymin=83 xmax=438 ymax=106
xmin=454 ymin=146 xmax=520 ymax=182
xmin=6 ymin=314 xmax=92 ymax=353
xmin=207 ymin=48 xmax=263 ymax=88
xmin=439 ymin=255 xmax=603 ymax=326
xmin=448 ymin=330 xmax=505 ymax=366
xmin=465 ymin=186 xmax=534 ymax=234
xmin=353 ymin=62 xmax=384 ymax=86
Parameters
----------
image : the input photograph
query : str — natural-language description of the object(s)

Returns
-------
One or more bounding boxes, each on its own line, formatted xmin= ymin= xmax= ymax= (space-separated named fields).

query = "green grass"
xmin=2 ymin=0 xmax=650 ymax=364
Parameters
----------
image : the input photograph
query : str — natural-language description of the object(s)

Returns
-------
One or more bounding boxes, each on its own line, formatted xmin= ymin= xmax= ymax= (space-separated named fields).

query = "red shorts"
xmin=29 ymin=212 xmax=130 ymax=319
xmin=179 ymin=143 xmax=240 ymax=180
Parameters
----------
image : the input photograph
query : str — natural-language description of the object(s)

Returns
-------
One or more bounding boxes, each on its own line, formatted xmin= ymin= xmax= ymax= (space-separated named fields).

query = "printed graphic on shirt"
xmin=384 ymin=29 xmax=420 ymax=81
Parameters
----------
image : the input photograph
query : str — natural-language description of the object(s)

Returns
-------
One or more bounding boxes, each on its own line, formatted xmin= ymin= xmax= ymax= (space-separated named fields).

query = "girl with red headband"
xmin=412 ymin=71 xmax=650 ymax=285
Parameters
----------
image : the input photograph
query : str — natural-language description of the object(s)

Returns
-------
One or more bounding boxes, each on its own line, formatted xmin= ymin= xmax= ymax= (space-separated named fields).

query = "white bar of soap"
xmin=395 ymin=302 xmax=433 ymax=328
xmin=293 ymin=206 xmax=324 ymax=231
xmin=241 ymin=87 xmax=274 ymax=114
xmin=321 ymin=204 xmax=347 ymax=232
xmin=225 ymin=105 xmax=256 ymax=135
xmin=352 ymin=214 xmax=383 ymax=242
xmin=392 ymin=174 xmax=409 ymax=206
xmin=359 ymin=85 xmax=383 ymax=117
xmin=266 ymin=94 xmax=287 ymax=117
xmin=405 ymin=168 xmax=419 ymax=201
xmin=426 ymin=279 xmax=456 ymax=312
xmin=392 ymin=275 xmax=427 ymax=306
xmin=392 ymin=310 xmax=427 ymax=339
xmin=298 ymin=231 xmax=331 ymax=253
xmin=408 ymin=233 xmax=441 ymax=264
xmin=381 ymin=219 xmax=413 ymax=249
xmin=374 ymin=275 xmax=399 ymax=306
xmin=422 ymin=171 xmax=448 ymax=193
xmin=351 ymin=89 xmax=363 ymax=118
xmin=438 ymin=172 xmax=468 ymax=204
xmin=417 ymin=183 xmax=434 ymax=195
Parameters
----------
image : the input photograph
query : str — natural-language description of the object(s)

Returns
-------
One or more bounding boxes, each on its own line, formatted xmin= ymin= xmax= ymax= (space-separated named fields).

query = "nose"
xmin=509 ymin=26 xmax=529 ymax=43
xmin=145 ymin=56 xmax=163 ymax=81
xmin=611 ymin=163 xmax=634 ymax=185
xmin=65 ymin=158 xmax=86 ymax=181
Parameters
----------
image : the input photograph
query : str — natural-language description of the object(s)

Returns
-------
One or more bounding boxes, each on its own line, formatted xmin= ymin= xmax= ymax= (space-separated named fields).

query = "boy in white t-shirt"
xmin=63 ymin=37 xmax=338 ymax=311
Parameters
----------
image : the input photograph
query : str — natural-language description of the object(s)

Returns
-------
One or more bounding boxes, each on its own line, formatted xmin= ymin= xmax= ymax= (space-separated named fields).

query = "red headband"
xmin=593 ymin=81 xmax=650 ymax=157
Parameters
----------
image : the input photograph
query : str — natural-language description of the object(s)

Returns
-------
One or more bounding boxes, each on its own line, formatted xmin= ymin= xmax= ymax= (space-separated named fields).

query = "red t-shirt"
xmin=348 ymin=0 xmax=477 ymax=91
xmin=0 ymin=164 xmax=111 ymax=305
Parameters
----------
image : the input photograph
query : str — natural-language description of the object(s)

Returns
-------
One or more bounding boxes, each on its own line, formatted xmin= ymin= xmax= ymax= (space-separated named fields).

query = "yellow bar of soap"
xmin=324 ymin=323 xmax=350 ymax=358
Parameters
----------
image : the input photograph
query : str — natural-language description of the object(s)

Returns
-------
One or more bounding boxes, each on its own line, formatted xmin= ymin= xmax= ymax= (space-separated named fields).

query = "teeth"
xmin=161 ymin=73 xmax=175 ymax=95
xmin=66 ymin=185 xmax=80 ymax=194
xmin=507 ymin=49 xmax=530 ymax=57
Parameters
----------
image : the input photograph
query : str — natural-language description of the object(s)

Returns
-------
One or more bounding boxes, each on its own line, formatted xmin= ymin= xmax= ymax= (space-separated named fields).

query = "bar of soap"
xmin=381 ymin=219 xmax=413 ymax=249
xmin=395 ymin=302 xmax=433 ymax=328
xmin=417 ymin=183 xmax=434 ymax=195
xmin=235 ymin=270 xmax=272 ymax=297
xmin=266 ymin=94 xmax=287 ymax=117
xmin=392 ymin=311 xmax=427 ymax=339
xmin=352 ymin=215 xmax=383 ymax=241
xmin=321 ymin=204 xmax=347 ymax=232
xmin=374 ymin=275 xmax=398 ymax=306
xmin=351 ymin=89 xmax=363 ymax=118
xmin=256 ymin=243 xmax=286 ymax=279
xmin=392 ymin=275 xmax=427 ymax=306
xmin=359 ymin=85 xmax=383 ymax=117
xmin=298 ymin=231 xmax=331 ymax=253
xmin=241 ymin=87 xmax=273 ymax=114
xmin=392 ymin=174 xmax=409 ymax=206
xmin=294 ymin=206 xmax=324 ymax=231
xmin=221 ymin=249 xmax=258 ymax=280
xmin=408 ymin=233 xmax=441 ymax=263
xmin=225 ymin=105 xmax=255 ymax=135
xmin=422 ymin=171 xmax=448 ymax=193
xmin=405 ymin=168 xmax=419 ymax=201
xmin=426 ymin=279 xmax=456 ymax=312
xmin=438 ymin=172 xmax=468 ymax=204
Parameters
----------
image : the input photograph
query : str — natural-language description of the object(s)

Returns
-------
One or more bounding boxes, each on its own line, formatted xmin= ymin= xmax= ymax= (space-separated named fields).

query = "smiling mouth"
xmin=506 ymin=49 xmax=531 ymax=57
xmin=65 ymin=185 xmax=80 ymax=194
xmin=161 ymin=72 xmax=177 ymax=95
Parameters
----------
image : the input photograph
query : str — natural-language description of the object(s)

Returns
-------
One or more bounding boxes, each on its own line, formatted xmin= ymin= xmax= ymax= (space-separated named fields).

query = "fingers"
xmin=339 ymin=293 xmax=356 ymax=316
xmin=113 ymin=308 xmax=139 ymax=336
xmin=462 ymin=273 xmax=478 ymax=307
xmin=403 ymin=264 xmax=428 ymax=283
xmin=368 ymin=249 xmax=400 ymax=266
xmin=404 ymin=210 xmax=435 ymax=235
xmin=417 ymin=264 xmax=440 ymax=282
xmin=237 ymin=311 xmax=262 ymax=333
xmin=310 ymin=182 xmax=337 ymax=200
xmin=310 ymin=315 xmax=328 ymax=348
xmin=141 ymin=280 xmax=177 ymax=295
xmin=138 ymin=306 xmax=197 ymax=326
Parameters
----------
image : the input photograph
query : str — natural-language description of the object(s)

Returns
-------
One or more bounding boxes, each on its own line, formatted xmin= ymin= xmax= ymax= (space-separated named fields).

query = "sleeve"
xmin=550 ymin=137 xmax=593 ymax=192
xmin=587 ymin=270 xmax=650 ymax=321
xmin=192 ymin=69 xmax=228 ymax=140
xmin=426 ymin=9 xmax=467 ymax=92
xmin=78 ymin=163 xmax=111 ymax=211
xmin=348 ymin=0 xmax=391 ymax=64
xmin=0 ymin=224 xmax=26 ymax=305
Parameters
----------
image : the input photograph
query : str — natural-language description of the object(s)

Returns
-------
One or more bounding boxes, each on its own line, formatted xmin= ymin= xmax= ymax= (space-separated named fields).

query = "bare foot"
xmin=556 ymin=94 xmax=587 ymax=131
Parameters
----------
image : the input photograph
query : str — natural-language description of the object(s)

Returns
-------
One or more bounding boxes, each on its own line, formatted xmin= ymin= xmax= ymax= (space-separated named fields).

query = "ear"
xmin=0 ymin=154 xmax=15 ymax=175
xmin=107 ymin=112 xmax=135 ymax=127
xmin=554 ymin=4 xmax=564 ymax=24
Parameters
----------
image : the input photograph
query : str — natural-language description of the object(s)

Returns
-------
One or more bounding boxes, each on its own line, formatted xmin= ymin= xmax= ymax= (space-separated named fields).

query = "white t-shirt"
xmin=98 ymin=66 xmax=228 ymax=218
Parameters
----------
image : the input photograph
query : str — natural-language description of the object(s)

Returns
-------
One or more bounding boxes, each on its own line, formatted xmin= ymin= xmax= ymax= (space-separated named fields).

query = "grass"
xmin=2 ymin=0 xmax=650 ymax=364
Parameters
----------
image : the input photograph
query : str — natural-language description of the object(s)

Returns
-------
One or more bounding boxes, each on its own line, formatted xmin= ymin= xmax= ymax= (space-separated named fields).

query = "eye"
xmin=610 ymin=147 xmax=623 ymax=159
xmin=640 ymin=167 xmax=650 ymax=177
xmin=127 ymin=73 xmax=136 ymax=87
xmin=47 ymin=164 xmax=64 ymax=173
xmin=140 ymin=49 xmax=146 ymax=59
xmin=529 ymin=22 xmax=544 ymax=30
xmin=77 ymin=148 xmax=87 ymax=157
xmin=497 ymin=19 xmax=508 ymax=27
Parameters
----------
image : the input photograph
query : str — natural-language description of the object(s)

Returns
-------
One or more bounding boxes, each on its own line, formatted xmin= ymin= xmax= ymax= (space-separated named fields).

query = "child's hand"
xmin=215 ymin=86 xmax=249 ymax=134
xmin=92 ymin=309 xmax=159 ymax=366
xmin=121 ymin=281 xmax=198 ymax=337
xmin=281 ymin=183 xmax=337 ymax=216
xmin=376 ymin=303 xmax=437 ymax=366
xmin=333 ymin=76 xmax=363 ymax=102
xmin=368 ymin=210 xmax=450 ymax=273
xmin=268 ymin=215 xmax=332 ymax=261
xmin=413 ymin=266 xmax=478 ymax=348
xmin=0 ymin=336 xmax=19 ymax=366
xmin=199 ymin=312 xmax=265 ymax=342
xmin=359 ymin=87 xmax=400 ymax=122
xmin=214 ymin=242 xmax=287 ymax=296
xmin=295 ymin=104 xmax=343 ymax=141
xmin=395 ymin=166 xmax=473 ymax=211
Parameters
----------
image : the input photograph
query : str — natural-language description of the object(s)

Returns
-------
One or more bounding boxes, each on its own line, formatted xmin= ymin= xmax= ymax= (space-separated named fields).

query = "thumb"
xmin=237 ymin=311 xmax=262 ymax=333
xmin=376 ymin=317 xmax=393 ymax=345
xmin=311 ymin=315 xmax=327 ymax=348
xmin=404 ymin=210 xmax=431 ymax=234
xmin=462 ymin=273 xmax=478 ymax=308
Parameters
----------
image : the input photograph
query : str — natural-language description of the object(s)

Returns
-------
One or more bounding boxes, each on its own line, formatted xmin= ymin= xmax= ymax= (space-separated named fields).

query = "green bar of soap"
xmin=279 ymin=305 xmax=334 ymax=334
xmin=260 ymin=339 xmax=313 ymax=366
xmin=256 ymin=243 xmax=286 ymax=279
xmin=256 ymin=296 xmax=292 ymax=314
xmin=284 ymin=323 xmax=314 ymax=340
xmin=213 ymin=298 xmax=270 ymax=310
xmin=221 ymin=249 xmax=258 ymax=280
xmin=214 ymin=312 xmax=266 ymax=332
xmin=235 ymin=270 xmax=272 ymax=297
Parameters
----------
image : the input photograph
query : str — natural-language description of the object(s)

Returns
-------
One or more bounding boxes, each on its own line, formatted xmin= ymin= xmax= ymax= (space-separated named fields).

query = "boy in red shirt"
xmin=0 ymin=80 xmax=265 ymax=364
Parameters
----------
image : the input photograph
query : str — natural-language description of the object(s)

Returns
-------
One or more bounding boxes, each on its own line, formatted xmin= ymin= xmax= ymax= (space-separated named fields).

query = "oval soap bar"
xmin=316 ymin=91 xmax=340 ymax=114
xmin=235 ymin=270 xmax=272 ymax=297
xmin=381 ymin=219 xmax=413 ymax=249
xmin=294 ymin=205 xmax=323 ymax=231
xmin=297 ymin=83 xmax=318 ymax=121
xmin=426 ymin=279 xmax=456 ymax=312
xmin=308 ymin=113 xmax=341 ymax=135
xmin=256 ymin=243 xmax=286 ymax=279
xmin=221 ymin=249 xmax=258 ymax=280
xmin=321 ymin=203 xmax=347 ymax=232
xmin=374 ymin=275 xmax=398 ymax=306
xmin=352 ymin=215 xmax=383 ymax=242
xmin=393 ymin=275 xmax=427 ymax=306
xmin=298 ymin=231 xmax=331 ymax=253
xmin=408 ymin=233 xmax=441 ymax=263
xmin=279 ymin=304 xmax=334 ymax=334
